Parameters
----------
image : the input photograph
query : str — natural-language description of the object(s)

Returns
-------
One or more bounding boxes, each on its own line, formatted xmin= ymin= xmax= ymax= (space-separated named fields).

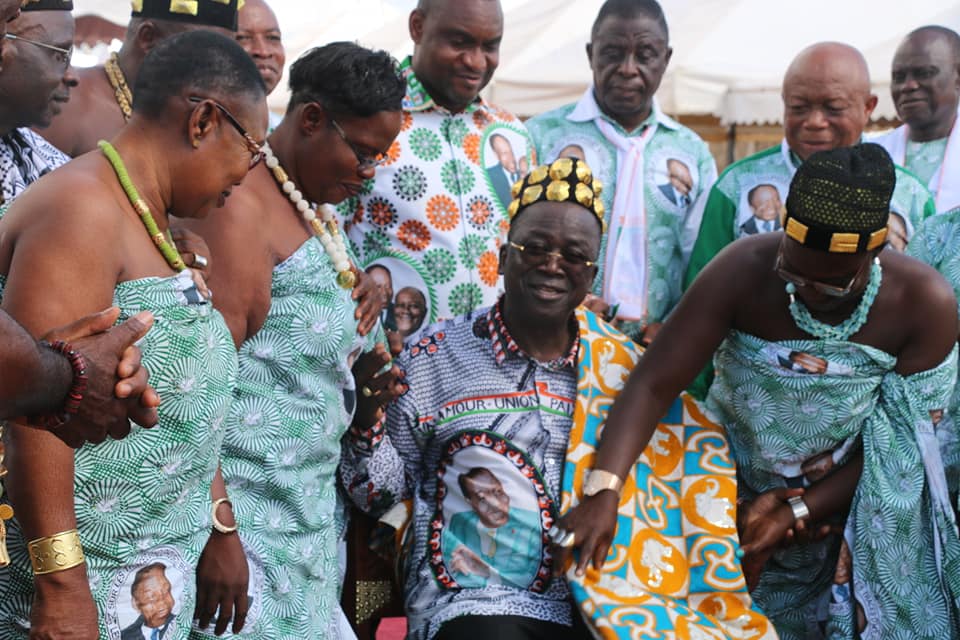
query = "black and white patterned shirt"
xmin=0 ymin=128 xmax=68 ymax=207
xmin=341 ymin=301 xmax=579 ymax=639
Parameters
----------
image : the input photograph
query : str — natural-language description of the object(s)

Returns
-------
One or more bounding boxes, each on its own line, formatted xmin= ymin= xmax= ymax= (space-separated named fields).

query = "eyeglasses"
xmin=330 ymin=118 xmax=386 ymax=171
xmin=188 ymin=96 xmax=264 ymax=169
xmin=774 ymin=251 xmax=868 ymax=298
xmin=508 ymin=241 xmax=597 ymax=268
xmin=4 ymin=33 xmax=72 ymax=69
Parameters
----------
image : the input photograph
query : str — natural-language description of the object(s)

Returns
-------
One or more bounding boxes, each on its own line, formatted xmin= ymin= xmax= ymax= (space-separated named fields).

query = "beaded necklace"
xmin=98 ymin=140 xmax=186 ymax=271
xmin=104 ymin=53 xmax=133 ymax=122
xmin=786 ymin=257 xmax=882 ymax=341
xmin=262 ymin=142 xmax=356 ymax=289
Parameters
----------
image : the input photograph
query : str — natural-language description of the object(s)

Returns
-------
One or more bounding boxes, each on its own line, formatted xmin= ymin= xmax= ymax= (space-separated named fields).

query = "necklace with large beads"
xmin=786 ymin=257 xmax=882 ymax=341
xmin=262 ymin=142 xmax=356 ymax=289
xmin=104 ymin=53 xmax=132 ymax=122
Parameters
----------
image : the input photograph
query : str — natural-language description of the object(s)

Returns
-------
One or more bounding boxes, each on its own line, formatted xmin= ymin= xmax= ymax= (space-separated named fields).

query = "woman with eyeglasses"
xmin=551 ymin=143 xmax=960 ymax=639
xmin=179 ymin=42 xmax=404 ymax=639
xmin=0 ymin=31 xmax=267 ymax=640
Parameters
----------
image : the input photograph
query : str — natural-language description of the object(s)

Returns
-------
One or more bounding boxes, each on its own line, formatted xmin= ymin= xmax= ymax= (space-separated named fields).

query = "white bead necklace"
xmin=263 ymin=142 xmax=356 ymax=289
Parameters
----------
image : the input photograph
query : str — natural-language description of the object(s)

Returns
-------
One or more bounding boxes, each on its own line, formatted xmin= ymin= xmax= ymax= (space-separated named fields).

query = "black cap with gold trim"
xmin=21 ymin=0 xmax=74 ymax=11
xmin=783 ymin=143 xmax=895 ymax=253
xmin=508 ymin=158 xmax=606 ymax=232
xmin=130 ymin=0 xmax=243 ymax=31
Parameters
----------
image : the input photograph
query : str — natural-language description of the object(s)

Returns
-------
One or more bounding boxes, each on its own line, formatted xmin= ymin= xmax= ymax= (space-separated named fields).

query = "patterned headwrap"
xmin=507 ymin=158 xmax=606 ymax=231
xmin=130 ymin=0 xmax=243 ymax=30
xmin=20 ymin=0 xmax=73 ymax=10
xmin=783 ymin=143 xmax=894 ymax=253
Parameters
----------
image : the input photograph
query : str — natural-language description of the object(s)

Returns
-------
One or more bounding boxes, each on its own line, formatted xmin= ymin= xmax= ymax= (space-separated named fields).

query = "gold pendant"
xmin=0 ymin=504 xmax=13 ymax=568
xmin=336 ymin=270 xmax=357 ymax=290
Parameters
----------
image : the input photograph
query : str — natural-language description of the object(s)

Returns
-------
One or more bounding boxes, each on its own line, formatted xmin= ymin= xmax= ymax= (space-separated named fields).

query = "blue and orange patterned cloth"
xmin=562 ymin=310 xmax=777 ymax=639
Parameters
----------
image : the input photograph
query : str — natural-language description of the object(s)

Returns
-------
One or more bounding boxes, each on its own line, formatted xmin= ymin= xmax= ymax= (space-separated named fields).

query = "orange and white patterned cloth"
xmin=561 ymin=309 xmax=777 ymax=639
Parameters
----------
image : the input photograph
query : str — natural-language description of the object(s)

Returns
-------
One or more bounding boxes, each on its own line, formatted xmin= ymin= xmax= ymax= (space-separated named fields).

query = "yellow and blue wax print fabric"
xmin=561 ymin=310 xmax=777 ymax=639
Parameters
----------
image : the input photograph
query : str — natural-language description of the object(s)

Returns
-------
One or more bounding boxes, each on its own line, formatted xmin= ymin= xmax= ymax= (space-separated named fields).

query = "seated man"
xmin=561 ymin=144 xmax=960 ymax=639
xmin=342 ymin=159 xmax=775 ymax=640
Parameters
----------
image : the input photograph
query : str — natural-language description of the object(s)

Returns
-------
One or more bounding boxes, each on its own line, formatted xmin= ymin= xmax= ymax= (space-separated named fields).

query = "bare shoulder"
xmin=690 ymin=232 xmax=777 ymax=295
xmin=884 ymin=250 xmax=958 ymax=374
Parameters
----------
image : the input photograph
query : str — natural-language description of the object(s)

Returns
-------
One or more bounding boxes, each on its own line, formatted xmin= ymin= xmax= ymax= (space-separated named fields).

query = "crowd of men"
xmin=1 ymin=0 xmax=960 ymax=639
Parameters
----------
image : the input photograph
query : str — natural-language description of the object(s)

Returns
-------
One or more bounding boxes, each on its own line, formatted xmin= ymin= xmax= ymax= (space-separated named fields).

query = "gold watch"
xmin=583 ymin=469 xmax=624 ymax=497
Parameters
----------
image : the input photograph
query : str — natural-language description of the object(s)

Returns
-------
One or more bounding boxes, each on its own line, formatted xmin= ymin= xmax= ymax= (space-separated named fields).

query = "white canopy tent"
xmin=71 ymin=0 xmax=960 ymax=124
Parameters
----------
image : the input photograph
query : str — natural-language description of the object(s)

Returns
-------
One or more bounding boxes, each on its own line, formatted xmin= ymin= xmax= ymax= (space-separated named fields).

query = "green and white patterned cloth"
xmin=0 ymin=269 xmax=237 ymax=640
xmin=904 ymin=138 xmax=949 ymax=187
xmin=526 ymin=91 xmax=717 ymax=333
xmin=907 ymin=207 xmax=960 ymax=496
xmin=341 ymin=57 xmax=535 ymax=325
xmin=708 ymin=330 xmax=960 ymax=639
xmin=190 ymin=238 xmax=378 ymax=639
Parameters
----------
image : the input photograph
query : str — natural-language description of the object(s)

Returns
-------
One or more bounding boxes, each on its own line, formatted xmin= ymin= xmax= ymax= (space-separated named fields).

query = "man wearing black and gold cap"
xmin=0 ymin=0 xmax=75 ymax=204
xmin=558 ymin=143 xmax=960 ymax=639
xmin=40 ymin=0 xmax=242 ymax=157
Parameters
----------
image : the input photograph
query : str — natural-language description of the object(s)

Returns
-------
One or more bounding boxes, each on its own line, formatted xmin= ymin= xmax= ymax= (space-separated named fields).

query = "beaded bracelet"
xmin=35 ymin=340 xmax=88 ymax=429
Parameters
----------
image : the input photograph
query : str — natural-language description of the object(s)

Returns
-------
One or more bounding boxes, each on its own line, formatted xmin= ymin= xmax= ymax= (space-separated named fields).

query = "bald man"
xmin=38 ymin=0 xmax=241 ymax=157
xmin=236 ymin=0 xmax=285 ymax=129
xmin=683 ymin=42 xmax=935 ymax=399
xmin=876 ymin=26 xmax=960 ymax=213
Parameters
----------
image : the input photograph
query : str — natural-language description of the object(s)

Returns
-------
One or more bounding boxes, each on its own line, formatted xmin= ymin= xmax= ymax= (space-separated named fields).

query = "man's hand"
xmin=30 ymin=569 xmax=99 ymax=640
xmin=40 ymin=308 xmax=159 ymax=448
xmin=581 ymin=294 xmax=610 ymax=318
xmin=352 ymin=267 xmax=383 ymax=337
xmin=450 ymin=545 xmax=489 ymax=577
xmin=737 ymin=487 xmax=802 ymax=590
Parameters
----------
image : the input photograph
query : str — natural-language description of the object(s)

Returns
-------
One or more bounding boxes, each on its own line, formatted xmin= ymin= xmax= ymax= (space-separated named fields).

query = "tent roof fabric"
xmin=71 ymin=0 xmax=960 ymax=124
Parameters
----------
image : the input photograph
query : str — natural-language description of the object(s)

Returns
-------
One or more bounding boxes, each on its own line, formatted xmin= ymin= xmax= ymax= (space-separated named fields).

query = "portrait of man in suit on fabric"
xmin=739 ymin=183 xmax=783 ymax=235
xmin=442 ymin=466 xmax=542 ymax=589
xmin=486 ymin=134 xmax=521 ymax=209
xmin=121 ymin=563 xmax=176 ymax=640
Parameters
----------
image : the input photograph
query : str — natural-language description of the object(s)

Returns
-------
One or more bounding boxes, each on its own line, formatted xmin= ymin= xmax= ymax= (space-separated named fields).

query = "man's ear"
xmin=498 ymin=243 xmax=507 ymax=275
xmin=299 ymin=102 xmax=327 ymax=136
xmin=409 ymin=9 xmax=425 ymax=45
xmin=134 ymin=20 xmax=162 ymax=54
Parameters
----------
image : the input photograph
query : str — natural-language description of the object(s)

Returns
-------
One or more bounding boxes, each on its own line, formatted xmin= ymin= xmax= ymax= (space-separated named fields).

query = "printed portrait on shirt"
xmin=649 ymin=149 xmax=701 ymax=212
xmin=103 ymin=547 xmax=191 ymax=640
xmin=431 ymin=432 xmax=553 ymax=593
xmin=481 ymin=125 xmax=536 ymax=214
xmin=362 ymin=254 xmax=434 ymax=332
xmin=733 ymin=177 xmax=789 ymax=239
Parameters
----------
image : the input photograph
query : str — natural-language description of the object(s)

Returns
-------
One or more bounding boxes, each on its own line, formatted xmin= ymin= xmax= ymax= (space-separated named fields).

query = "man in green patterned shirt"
xmin=685 ymin=42 xmax=936 ymax=398
xmin=876 ymin=26 xmax=960 ymax=213
xmin=526 ymin=0 xmax=717 ymax=344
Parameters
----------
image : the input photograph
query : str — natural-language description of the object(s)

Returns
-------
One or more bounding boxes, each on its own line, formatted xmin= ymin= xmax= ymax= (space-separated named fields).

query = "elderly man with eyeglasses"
xmin=0 ymin=0 xmax=74 ymax=207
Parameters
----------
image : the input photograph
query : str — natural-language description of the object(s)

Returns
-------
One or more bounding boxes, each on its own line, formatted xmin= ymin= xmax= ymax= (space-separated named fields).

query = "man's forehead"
xmin=894 ymin=35 xmax=954 ymax=67
xmin=593 ymin=14 xmax=666 ymax=44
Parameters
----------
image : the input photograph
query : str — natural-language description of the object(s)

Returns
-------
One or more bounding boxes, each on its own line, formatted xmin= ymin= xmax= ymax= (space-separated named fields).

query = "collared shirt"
xmin=340 ymin=58 xmax=536 ymax=325
xmin=685 ymin=138 xmax=937 ymax=288
xmin=0 ymin=128 xmax=69 ymax=207
xmin=525 ymin=91 xmax=718 ymax=328
xmin=341 ymin=301 xmax=578 ymax=639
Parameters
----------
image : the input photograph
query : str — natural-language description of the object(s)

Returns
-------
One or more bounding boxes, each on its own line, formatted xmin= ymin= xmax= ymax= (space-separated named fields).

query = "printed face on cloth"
xmin=501 ymin=158 xmax=604 ymax=325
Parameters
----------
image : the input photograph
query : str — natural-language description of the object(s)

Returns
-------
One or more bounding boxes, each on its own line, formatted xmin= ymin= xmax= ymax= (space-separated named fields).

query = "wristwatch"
xmin=583 ymin=469 xmax=624 ymax=497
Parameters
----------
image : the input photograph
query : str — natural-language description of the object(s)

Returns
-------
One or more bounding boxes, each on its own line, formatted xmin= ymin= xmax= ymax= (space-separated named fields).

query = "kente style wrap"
xmin=783 ymin=143 xmax=893 ymax=254
xmin=508 ymin=158 xmax=606 ymax=231
xmin=129 ymin=0 xmax=242 ymax=30
xmin=560 ymin=309 xmax=776 ymax=639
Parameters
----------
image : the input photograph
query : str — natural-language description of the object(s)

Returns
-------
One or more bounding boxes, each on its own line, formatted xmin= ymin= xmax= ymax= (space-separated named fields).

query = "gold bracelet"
xmin=211 ymin=498 xmax=238 ymax=534
xmin=28 ymin=529 xmax=85 ymax=575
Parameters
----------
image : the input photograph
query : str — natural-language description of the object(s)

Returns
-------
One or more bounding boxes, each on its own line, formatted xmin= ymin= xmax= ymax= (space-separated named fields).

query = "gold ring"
xmin=361 ymin=385 xmax=373 ymax=398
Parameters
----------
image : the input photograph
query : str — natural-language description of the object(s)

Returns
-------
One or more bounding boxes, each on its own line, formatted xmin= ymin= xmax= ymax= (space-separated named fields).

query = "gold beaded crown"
xmin=783 ymin=143 xmax=894 ymax=253
xmin=20 ymin=0 xmax=73 ymax=10
xmin=507 ymin=158 xmax=606 ymax=231
xmin=130 ymin=0 xmax=243 ymax=30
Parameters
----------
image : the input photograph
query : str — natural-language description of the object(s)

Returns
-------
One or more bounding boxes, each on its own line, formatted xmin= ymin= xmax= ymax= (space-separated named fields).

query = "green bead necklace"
xmin=786 ymin=257 xmax=881 ymax=341
xmin=98 ymin=140 xmax=186 ymax=271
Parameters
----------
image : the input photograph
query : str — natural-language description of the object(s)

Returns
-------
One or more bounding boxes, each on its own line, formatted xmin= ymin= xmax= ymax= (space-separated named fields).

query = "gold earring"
xmin=192 ymin=138 xmax=200 ymax=149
